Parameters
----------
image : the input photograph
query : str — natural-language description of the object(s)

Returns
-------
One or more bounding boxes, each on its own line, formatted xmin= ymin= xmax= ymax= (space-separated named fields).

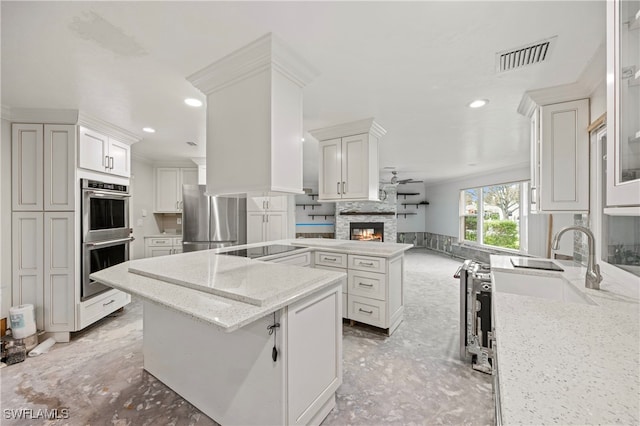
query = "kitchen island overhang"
xmin=91 ymin=251 xmax=347 ymax=425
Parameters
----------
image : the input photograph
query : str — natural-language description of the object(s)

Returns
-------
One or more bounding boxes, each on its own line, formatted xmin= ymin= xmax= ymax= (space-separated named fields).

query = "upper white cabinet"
xmin=247 ymin=194 xmax=288 ymax=212
xmin=78 ymin=126 xmax=131 ymax=178
xmin=607 ymin=0 xmax=640 ymax=206
xmin=188 ymin=33 xmax=318 ymax=196
xmin=12 ymin=123 xmax=76 ymax=211
xmin=525 ymin=97 xmax=590 ymax=213
xmin=311 ymin=118 xmax=386 ymax=202
xmin=154 ymin=167 xmax=198 ymax=213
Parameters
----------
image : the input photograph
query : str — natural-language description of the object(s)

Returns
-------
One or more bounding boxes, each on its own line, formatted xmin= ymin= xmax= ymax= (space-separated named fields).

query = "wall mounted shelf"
xmin=296 ymin=203 xmax=323 ymax=210
xmin=397 ymin=212 xmax=417 ymax=218
xmin=397 ymin=192 xmax=419 ymax=199
xmin=400 ymin=201 xmax=430 ymax=208
xmin=339 ymin=211 xmax=396 ymax=216
xmin=307 ymin=214 xmax=335 ymax=220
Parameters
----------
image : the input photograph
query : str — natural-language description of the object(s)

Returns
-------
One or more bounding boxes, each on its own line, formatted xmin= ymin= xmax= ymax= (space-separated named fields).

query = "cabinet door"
xmin=147 ymin=247 xmax=173 ymax=257
xmin=540 ymin=99 xmax=589 ymax=212
xmin=265 ymin=211 xmax=287 ymax=241
xmin=342 ymin=134 xmax=370 ymax=199
xmin=178 ymin=168 xmax=199 ymax=208
xmin=44 ymin=125 xmax=76 ymax=211
xmin=108 ymin=138 xmax=131 ymax=177
xmin=43 ymin=212 xmax=75 ymax=332
xmin=267 ymin=195 xmax=288 ymax=212
xmin=247 ymin=194 xmax=267 ymax=212
xmin=155 ymin=168 xmax=180 ymax=212
xmin=318 ymin=139 xmax=342 ymax=200
xmin=247 ymin=212 xmax=266 ymax=243
xmin=12 ymin=212 xmax=44 ymax=331
xmin=12 ymin=123 xmax=43 ymax=211
xmin=78 ymin=127 xmax=108 ymax=174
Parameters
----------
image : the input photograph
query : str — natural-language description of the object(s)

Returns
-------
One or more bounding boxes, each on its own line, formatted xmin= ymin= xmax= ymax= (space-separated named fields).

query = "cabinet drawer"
xmin=147 ymin=237 xmax=172 ymax=246
xmin=348 ymin=269 xmax=386 ymax=301
xmin=172 ymin=237 xmax=183 ymax=246
xmin=77 ymin=289 xmax=130 ymax=330
xmin=270 ymin=252 xmax=311 ymax=267
xmin=348 ymin=295 xmax=386 ymax=328
xmin=315 ymin=265 xmax=347 ymax=293
xmin=315 ymin=251 xmax=347 ymax=268
xmin=348 ymin=254 xmax=386 ymax=273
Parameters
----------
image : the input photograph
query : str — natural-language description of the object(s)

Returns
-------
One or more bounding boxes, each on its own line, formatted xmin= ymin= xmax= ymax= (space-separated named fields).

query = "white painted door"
xmin=247 ymin=212 xmax=266 ymax=243
xmin=341 ymin=133 xmax=369 ymax=199
xmin=12 ymin=212 xmax=44 ymax=331
xmin=12 ymin=123 xmax=43 ymax=211
xmin=265 ymin=211 xmax=287 ymax=240
xmin=44 ymin=124 xmax=75 ymax=211
xmin=286 ymin=286 xmax=342 ymax=425
xmin=43 ymin=211 xmax=75 ymax=332
xmin=155 ymin=168 xmax=180 ymax=212
xmin=540 ymin=99 xmax=589 ymax=212
xmin=108 ymin=138 xmax=131 ymax=177
xmin=318 ymin=138 xmax=342 ymax=200
xmin=78 ymin=126 xmax=109 ymax=174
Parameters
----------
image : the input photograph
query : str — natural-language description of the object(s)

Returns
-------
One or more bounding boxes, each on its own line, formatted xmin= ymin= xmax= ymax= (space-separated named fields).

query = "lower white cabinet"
xmin=247 ymin=211 xmax=288 ymax=243
xmin=314 ymin=251 xmax=404 ymax=334
xmin=268 ymin=251 xmax=312 ymax=267
xmin=77 ymin=288 xmax=130 ymax=330
xmin=145 ymin=236 xmax=183 ymax=257
xmin=11 ymin=211 xmax=77 ymax=333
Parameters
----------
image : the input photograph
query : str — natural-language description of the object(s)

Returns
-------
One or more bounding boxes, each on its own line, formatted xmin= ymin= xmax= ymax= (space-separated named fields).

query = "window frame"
xmin=459 ymin=180 xmax=529 ymax=253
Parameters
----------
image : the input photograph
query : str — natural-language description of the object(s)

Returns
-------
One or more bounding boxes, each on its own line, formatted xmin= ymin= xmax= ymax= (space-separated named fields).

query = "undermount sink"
xmin=492 ymin=271 xmax=596 ymax=305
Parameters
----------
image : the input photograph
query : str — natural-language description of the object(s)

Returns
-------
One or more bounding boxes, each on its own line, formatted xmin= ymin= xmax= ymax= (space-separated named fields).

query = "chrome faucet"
xmin=551 ymin=226 xmax=602 ymax=290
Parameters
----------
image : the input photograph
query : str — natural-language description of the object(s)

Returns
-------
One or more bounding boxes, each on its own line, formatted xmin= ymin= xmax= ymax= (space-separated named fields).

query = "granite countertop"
xmin=289 ymin=238 xmax=413 ymax=257
xmin=144 ymin=234 xmax=182 ymax=239
xmin=490 ymin=255 xmax=640 ymax=425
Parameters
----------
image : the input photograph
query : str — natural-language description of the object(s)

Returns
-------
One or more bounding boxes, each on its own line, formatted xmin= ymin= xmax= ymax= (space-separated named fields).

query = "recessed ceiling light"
xmin=468 ymin=99 xmax=489 ymax=108
xmin=184 ymin=98 xmax=203 ymax=107
xmin=142 ymin=127 xmax=156 ymax=133
xmin=186 ymin=141 xmax=197 ymax=146
xmin=301 ymin=137 xmax=305 ymax=142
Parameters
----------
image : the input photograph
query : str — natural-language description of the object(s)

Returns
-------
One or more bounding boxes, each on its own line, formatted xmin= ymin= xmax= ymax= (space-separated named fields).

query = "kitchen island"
xmin=90 ymin=239 xmax=412 ymax=425
xmin=491 ymin=255 xmax=639 ymax=425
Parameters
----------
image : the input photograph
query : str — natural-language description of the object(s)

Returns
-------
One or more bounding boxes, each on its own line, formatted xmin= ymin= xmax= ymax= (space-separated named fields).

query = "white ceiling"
xmin=1 ymin=1 xmax=605 ymax=185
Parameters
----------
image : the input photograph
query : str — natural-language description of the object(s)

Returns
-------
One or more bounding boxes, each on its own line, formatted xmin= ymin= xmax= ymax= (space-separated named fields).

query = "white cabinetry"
xmin=606 ymin=0 xmax=640 ymax=206
xmin=78 ymin=126 xmax=131 ymax=178
xmin=145 ymin=236 xmax=183 ymax=257
xmin=311 ymin=118 xmax=386 ymax=202
xmin=529 ymin=99 xmax=590 ymax=212
xmin=154 ymin=167 xmax=198 ymax=213
xmin=246 ymin=194 xmax=290 ymax=243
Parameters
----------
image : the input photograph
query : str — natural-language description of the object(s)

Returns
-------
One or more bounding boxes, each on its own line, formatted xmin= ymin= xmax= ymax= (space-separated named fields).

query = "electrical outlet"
xmin=176 ymin=217 xmax=182 ymax=225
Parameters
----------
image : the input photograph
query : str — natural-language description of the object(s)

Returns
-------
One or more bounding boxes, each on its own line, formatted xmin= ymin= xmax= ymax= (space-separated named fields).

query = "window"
xmin=460 ymin=181 xmax=529 ymax=251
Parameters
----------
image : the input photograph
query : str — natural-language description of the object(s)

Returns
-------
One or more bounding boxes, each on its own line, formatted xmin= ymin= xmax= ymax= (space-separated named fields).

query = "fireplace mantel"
xmin=339 ymin=211 xmax=395 ymax=216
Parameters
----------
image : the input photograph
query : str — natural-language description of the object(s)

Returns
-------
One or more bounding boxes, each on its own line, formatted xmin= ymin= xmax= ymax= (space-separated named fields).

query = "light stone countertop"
xmin=143 ymin=234 xmax=182 ymax=239
xmin=289 ymin=238 xmax=413 ymax=257
xmin=490 ymin=255 xmax=640 ymax=425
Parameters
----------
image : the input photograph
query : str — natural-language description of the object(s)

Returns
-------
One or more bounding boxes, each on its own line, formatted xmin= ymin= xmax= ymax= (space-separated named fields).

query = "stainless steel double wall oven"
xmin=81 ymin=179 xmax=133 ymax=301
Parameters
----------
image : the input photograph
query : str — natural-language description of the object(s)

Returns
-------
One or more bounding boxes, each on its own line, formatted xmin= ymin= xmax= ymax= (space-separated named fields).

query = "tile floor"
xmin=1 ymin=248 xmax=493 ymax=425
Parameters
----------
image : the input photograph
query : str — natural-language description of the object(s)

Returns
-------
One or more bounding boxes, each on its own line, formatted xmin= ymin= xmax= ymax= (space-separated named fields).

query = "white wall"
xmin=1 ymin=118 xmax=10 ymax=319
xmin=130 ymin=158 xmax=160 ymax=259
xmin=396 ymin=181 xmax=427 ymax=232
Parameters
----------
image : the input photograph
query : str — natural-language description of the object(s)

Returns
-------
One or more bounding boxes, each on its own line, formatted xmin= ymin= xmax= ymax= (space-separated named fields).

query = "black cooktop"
xmin=220 ymin=244 xmax=304 ymax=259
xmin=510 ymin=258 xmax=564 ymax=272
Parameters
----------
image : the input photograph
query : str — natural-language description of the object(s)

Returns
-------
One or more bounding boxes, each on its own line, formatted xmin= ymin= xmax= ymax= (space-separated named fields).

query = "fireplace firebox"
xmin=350 ymin=222 xmax=384 ymax=242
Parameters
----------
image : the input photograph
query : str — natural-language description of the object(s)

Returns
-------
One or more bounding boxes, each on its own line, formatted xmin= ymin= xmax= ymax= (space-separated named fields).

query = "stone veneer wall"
xmin=573 ymin=213 xmax=590 ymax=266
xmin=335 ymin=185 xmax=397 ymax=242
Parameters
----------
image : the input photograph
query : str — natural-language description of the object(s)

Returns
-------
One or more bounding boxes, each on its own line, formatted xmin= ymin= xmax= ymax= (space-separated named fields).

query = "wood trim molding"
xmin=309 ymin=118 xmax=387 ymax=141
xmin=77 ymin=112 xmax=141 ymax=145
xmin=587 ymin=113 xmax=606 ymax=133
xmin=8 ymin=108 xmax=78 ymax=124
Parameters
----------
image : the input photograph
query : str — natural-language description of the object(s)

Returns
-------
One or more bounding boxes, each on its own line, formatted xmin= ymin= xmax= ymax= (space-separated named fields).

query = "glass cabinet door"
xmin=607 ymin=0 xmax=640 ymax=206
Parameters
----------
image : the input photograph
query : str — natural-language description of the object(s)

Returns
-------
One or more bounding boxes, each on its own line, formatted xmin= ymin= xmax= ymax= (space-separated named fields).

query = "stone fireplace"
xmin=335 ymin=185 xmax=397 ymax=242
xmin=350 ymin=222 xmax=384 ymax=242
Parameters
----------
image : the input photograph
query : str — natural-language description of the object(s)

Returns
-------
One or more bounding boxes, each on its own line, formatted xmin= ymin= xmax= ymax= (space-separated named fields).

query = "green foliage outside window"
xmin=484 ymin=220 xmax=519 ymax=249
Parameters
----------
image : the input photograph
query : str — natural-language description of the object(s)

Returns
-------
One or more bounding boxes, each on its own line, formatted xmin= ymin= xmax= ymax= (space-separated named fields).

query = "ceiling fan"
xmin=380 ymin=171 xmax=423 ymax=185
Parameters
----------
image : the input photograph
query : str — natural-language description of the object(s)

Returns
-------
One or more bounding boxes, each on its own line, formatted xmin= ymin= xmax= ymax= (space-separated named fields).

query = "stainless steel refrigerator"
xmin=182 ymin=185 xmax=246 ymax=252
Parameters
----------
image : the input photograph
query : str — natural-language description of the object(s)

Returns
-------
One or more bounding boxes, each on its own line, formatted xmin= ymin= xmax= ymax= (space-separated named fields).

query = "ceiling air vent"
xmin=496 ymin=36 xmax=557 ymax=73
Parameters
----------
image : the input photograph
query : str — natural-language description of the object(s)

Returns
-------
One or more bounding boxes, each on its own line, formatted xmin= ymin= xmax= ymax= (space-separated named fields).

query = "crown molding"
xmin=187 ymin=32 xmax=319 ymax=95
xmin=309 ymin=118 xmax=387 ymax=141
xmin=131 ymin=153 xmax=154 ymax=165
xmin=517 ymin=42 xmax=605 ymax=118
xmin=77 ymin=112 xmax=141 ymax=145
xmin=1 ymin=105 xmax=11 ymax=120
xmin=6 ymin=107 xmax=79 ymax=124
xmin=190 ymin=157 xmax=206 ymax=166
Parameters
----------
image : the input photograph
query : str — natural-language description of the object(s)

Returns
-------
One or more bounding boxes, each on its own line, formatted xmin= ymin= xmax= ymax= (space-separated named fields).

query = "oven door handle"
xmin=85 ymin=190 xmax=131 ymax=198
xmin=86 ymin=237 xmax=135 ymax=247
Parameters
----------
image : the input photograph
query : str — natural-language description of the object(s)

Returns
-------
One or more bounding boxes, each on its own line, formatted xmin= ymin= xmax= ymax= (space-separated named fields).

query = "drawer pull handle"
xmin=358 ymin=308 xmax=373 ymax=314
xmin=359 ymin=261 xmax=374 ymax=266
xmin=324 ymin=257 xmax=337 ymax=262
xmin=358 ymin=282 xmax=374 ymax=287
xmin=103 ymin=299 xmax=115 ymax=307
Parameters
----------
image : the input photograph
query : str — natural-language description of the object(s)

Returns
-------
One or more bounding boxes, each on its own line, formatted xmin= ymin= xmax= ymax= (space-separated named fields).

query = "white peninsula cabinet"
xmin=311 ymin=118 xmax=386 ymax=202
xmin=154 ymin=167 xmax=198 ymax=213
xmin=144 ymin=236 xmax=183 ymax=257
xmin=247 ymin=194 xmax=290 ymax=243
xmin=78 ymin=126 xmax=131 ymax=178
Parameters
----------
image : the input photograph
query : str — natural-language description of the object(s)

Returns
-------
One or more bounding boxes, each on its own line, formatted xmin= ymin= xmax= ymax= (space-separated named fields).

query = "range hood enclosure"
xmin=188 ymin=33 xmax=318 ymax=196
